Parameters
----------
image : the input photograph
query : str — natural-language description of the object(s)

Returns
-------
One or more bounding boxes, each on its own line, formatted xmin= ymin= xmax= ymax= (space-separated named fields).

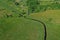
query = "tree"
xmin=27 ymin=0 xmax=40 ymax=14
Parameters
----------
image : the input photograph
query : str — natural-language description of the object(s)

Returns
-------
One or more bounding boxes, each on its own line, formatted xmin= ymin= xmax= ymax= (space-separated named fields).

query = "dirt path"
xmin=23 ymin=16 xmax=47 ymax=40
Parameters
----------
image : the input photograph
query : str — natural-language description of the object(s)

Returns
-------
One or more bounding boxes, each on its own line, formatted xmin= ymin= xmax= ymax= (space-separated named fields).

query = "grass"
xmin=0 ymin=0 xmax=60 ymax=40
xmin=0 ymin=17 xmax=44 ymax=40
xmin=30 ymin=10 xmax=60 ymax=40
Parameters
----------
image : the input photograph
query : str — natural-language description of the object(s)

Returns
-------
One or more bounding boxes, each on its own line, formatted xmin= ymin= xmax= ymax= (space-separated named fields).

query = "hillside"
xmin=0 ymin=0 xmax=60 ymax=40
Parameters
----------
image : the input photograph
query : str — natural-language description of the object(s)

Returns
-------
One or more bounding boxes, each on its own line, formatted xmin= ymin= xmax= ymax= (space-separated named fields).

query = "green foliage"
xmin=27 ymin=0 xmax=40 ymax=13
xmin=49 ymin=2 xmax=60 ymax=9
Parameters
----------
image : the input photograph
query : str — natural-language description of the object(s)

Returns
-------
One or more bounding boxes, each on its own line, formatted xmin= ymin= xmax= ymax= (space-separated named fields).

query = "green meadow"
xmin=0 ymin=0 xmax=60 ymax=40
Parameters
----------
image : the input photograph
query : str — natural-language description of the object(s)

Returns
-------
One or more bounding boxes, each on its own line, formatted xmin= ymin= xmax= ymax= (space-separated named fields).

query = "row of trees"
xmin=7 ymin=0 xmax=60 ymax=15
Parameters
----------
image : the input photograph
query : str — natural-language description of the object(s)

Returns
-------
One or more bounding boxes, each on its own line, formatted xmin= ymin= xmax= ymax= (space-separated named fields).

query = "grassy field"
xmin=0 ymin=17 xmax=44 ymax=40
xmin=0 ymin=0 xmax=60 ymax=40
xmin=30 ymin=10 xmax=60 ymax=40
